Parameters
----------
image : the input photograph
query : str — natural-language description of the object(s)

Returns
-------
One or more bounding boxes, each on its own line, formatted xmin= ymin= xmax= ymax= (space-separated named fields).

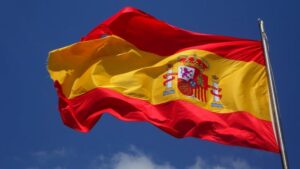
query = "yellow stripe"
xmin=48 ymin=35 xmax=271 ymax=121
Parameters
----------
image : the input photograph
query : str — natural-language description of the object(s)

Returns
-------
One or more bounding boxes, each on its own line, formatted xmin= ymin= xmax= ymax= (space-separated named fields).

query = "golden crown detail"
xmin=177 ymin=55 xmax=209 ymax=72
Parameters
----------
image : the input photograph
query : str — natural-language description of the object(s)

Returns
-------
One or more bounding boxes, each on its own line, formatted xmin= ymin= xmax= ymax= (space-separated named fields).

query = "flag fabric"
xmin=48 ymin=7 xmax=279 ymax=152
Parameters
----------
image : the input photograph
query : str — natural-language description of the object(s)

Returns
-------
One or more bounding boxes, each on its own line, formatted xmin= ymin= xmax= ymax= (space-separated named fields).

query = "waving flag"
xmin=48 ymin=7 xmax=278 ymax=152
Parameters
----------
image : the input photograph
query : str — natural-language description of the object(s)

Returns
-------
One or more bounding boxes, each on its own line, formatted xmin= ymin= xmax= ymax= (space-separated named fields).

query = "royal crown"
xmin=177 ymin=55 xmax=209 ymax=72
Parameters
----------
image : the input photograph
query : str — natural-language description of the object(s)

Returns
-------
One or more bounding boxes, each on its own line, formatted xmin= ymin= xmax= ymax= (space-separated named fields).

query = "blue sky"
xmin=0 ymin=1 xmax=299 ymax=169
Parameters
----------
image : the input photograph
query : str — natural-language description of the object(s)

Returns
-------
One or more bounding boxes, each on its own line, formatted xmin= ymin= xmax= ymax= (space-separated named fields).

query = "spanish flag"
xmin=48 ymin=7 xmax=279 ymax=152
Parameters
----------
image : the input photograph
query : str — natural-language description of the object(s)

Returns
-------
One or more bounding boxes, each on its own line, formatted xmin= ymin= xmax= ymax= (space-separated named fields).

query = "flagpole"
xmin=258 ymin=19 xmax=289 ymax=169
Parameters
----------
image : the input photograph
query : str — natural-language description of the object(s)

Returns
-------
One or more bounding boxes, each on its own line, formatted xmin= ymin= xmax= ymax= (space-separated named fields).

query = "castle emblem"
xmin=162 ymin=54 xmax=223 ymax=108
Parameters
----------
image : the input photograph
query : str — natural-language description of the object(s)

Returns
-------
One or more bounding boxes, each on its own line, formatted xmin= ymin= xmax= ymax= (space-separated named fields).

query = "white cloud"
xmin=186 ymin=156 xmax=256 ymax=169
xmin=225 ymin=158 xmax=254 ymax=169
xmin=32 ymin=147 xmax=67 ymax=163
xmin=91 ymin=147 xmax=256 ymax=169
xmin=112 ymin=152 xmax=174 ymax=169
xmin=186 ymin=157 xmax=206 ymax=169
xmin=91 ymin=146 xmax=175 ymax=169
xmin=27 ymin=146 xmax=257 ymax=169
xmin=27 ymin=148 xmax=69 ymax=169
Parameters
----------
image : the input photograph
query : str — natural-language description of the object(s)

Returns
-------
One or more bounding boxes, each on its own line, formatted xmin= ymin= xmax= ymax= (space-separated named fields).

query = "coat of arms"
xmin=163 ymin=54 xmax=223 ymax=108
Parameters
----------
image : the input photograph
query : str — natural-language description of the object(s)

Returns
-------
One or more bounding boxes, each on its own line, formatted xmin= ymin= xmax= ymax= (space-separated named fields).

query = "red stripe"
xmin=81 ymin=7 xmax=265 ymax=65
xmin=54 ymin=81 xmax=278 ymax=152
